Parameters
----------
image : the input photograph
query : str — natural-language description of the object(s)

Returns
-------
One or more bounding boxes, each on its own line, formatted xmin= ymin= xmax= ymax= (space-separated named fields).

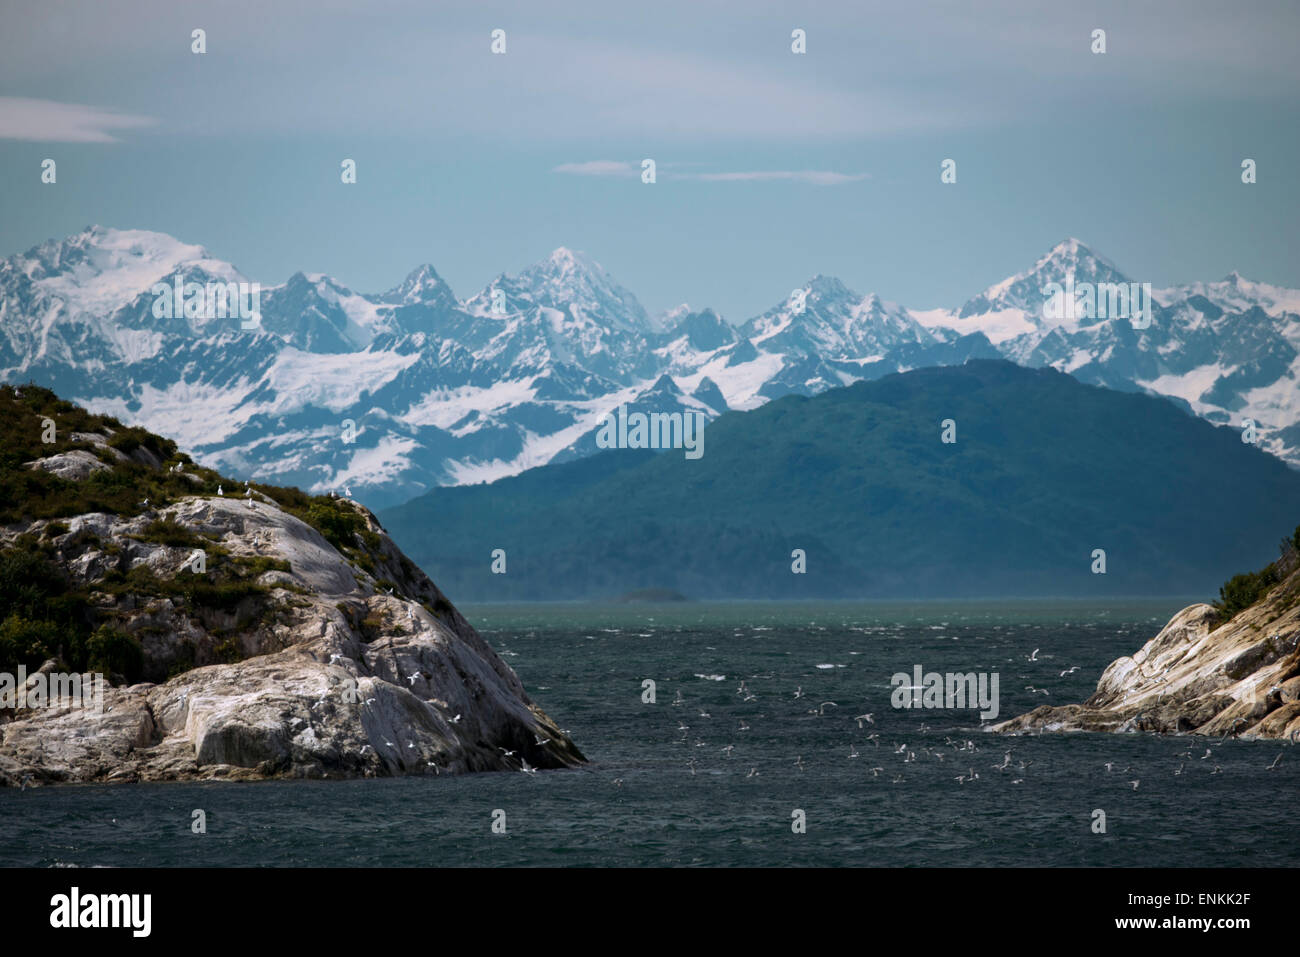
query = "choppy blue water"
xmin=2 ymin=600 xmax=1295 ymax=867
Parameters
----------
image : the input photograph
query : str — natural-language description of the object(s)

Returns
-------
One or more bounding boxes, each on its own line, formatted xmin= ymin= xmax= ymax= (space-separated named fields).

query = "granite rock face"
xmin=994 ymin=552 xmax=1300 ymax=741
xmin=1 ymin=479 xmax=584 ymax=786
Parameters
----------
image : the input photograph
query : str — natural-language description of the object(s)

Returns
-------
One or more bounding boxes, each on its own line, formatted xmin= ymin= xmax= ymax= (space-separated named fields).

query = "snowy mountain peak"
xmin=1032 ymin=237 xmax=1122 ymax=278
xmin=382 ymin=263 xmax=454 ymax=306
xmin=543 ymin=246 xmax=591 ymax=272
xmin=14 ymin=225 xmax=241 ymax=323
xmin=501 ymin=247 xmax=651 ymax=333
xmin=805 ymin=274 xmax=856 ymax=300
xmin=959 ymin=239 xmax=1130 ymax=320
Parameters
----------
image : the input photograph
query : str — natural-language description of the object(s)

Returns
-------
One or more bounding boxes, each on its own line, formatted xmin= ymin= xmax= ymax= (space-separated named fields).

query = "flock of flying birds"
xmin=632 ymin=643 xmax=1291 ymax=789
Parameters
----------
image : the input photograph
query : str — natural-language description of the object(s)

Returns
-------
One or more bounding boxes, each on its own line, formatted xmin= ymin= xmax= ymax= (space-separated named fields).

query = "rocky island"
xmin=996 ymin=530 xmax=1300 ymax=740
xmin=0 ymin=385 xmax=585 ymax=785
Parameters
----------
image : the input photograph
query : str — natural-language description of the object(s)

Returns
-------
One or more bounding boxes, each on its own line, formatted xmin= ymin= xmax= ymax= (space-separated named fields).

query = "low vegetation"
xmin=1211 ymin=523 xmax=1300 ymax=621
xmin=0 ymin=385 xmax=388 ymax=683
xmin=1 ymin=385 xmax=381 ymax=559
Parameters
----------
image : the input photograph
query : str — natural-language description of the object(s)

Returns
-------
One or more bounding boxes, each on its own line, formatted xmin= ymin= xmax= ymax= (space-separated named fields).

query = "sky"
xmin=1 ymin=0 xmax=1297 ymax=322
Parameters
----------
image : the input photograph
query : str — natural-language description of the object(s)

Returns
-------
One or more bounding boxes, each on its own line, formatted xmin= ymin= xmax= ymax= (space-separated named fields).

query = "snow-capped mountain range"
xmin=2 ymin=226 xmax=1297 ymax=508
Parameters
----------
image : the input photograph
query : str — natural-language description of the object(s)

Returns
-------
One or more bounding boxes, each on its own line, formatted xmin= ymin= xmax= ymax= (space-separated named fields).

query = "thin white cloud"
xmin=552 ymin=160 xmax=638 ymax=176
xmin=0 ymin=97 xmax=156 ymax=142
xmin=554 ymin=163 xmax=867 ymax=185
xmin=685 ymin=170 xmax=869 ymax=186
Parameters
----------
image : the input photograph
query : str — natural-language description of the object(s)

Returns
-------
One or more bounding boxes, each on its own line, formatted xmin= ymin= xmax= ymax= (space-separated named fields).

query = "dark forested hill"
xmin=381 ymin=361 xmax=1300 ymax=600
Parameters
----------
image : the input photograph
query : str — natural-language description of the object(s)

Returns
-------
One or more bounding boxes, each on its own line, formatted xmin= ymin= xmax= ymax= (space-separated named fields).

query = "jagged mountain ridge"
xmin=1 ymin=226 xmax=1297 ymax=508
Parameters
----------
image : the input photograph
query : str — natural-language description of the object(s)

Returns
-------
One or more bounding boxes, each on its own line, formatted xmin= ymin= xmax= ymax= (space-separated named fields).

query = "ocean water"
xmin=1 ymin=599 xmax=1296 ymax=868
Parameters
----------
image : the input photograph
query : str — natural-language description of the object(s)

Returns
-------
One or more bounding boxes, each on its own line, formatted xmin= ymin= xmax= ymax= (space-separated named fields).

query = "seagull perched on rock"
xmin=216 ymin=485 xmax=223 ymax=496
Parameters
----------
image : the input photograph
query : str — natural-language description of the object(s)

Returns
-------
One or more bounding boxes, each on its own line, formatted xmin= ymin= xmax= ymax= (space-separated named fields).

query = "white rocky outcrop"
xmin=995 ymin=552 xmax=1300 ymax=741
xmin=0 ymin=488 xmax=584 ymax=786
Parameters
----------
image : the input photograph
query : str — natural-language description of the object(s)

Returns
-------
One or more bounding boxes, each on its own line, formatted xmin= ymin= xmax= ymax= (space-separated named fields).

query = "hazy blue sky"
xmin=1 ymin=0 xmax=1297 ymax=320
